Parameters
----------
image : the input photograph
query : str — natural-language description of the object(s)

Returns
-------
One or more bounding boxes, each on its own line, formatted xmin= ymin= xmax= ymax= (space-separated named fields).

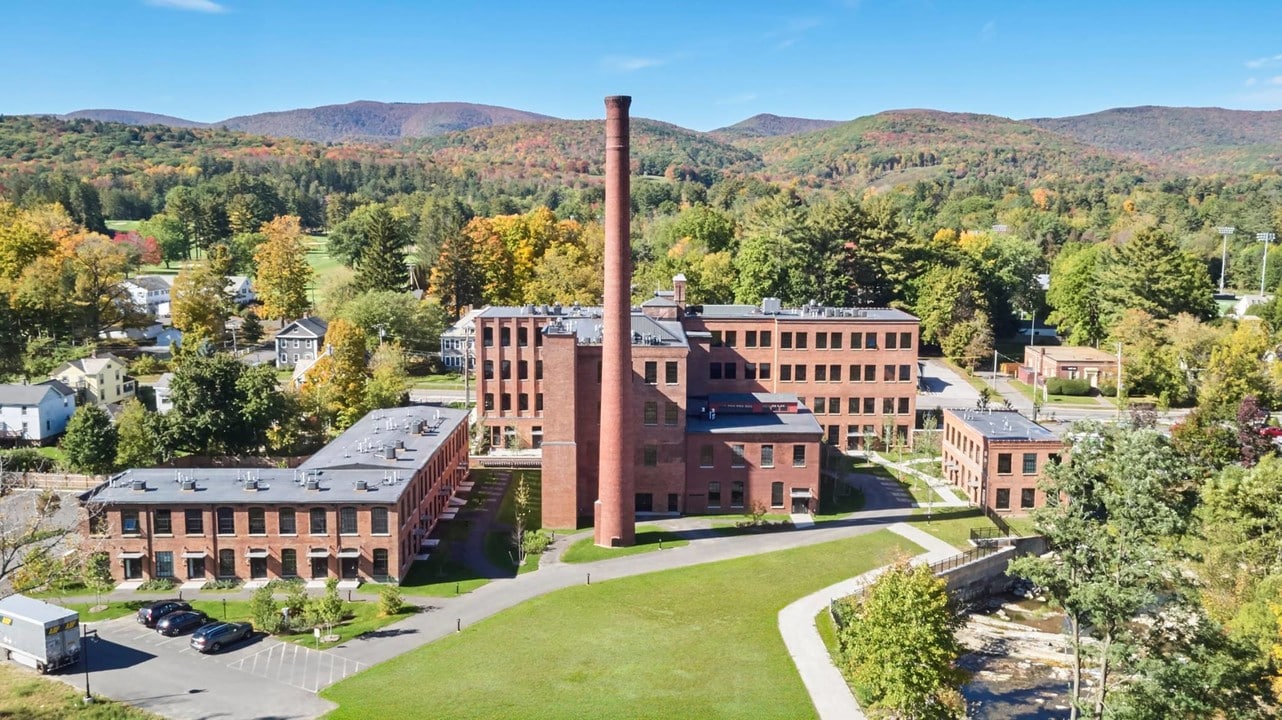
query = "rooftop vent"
xmin=305 ymin=478 xmax=320 ymax=491
xmin=130 ymin=479 xmax=147 ymax=492
xmin=243 ymin=478 xmax=258 ymax=491
xmin=180 ymin=478 xmax=196 ymax=491
xmin=761 ymin=297 xmax=782 ymax=315
xmin=355 ymin=479 xmax=368 ymax=491
xmin=383 ymin=445 xmax=396 ymax=460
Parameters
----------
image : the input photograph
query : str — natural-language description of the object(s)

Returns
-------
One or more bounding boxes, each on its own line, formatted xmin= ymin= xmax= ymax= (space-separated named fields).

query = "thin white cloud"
xmin=1245 ymin=53 xmax=1282 ymax=69
xmin=980 ymin=20 xmax=997 ymax=43
xmin=765 ymin=16 xmax=824 ymax=51
xmin=1269 ymin=76 xmax=1282 ymax=85
xmin=1246 ymin=77 xmax=1258 ymax=86
xmin=146 ymin=0 xmax=225 ymax=12
xmin=601 ymin=55 xmax=664 ymax=73
xmin=716 ymin=92 xmax=758 ymax=105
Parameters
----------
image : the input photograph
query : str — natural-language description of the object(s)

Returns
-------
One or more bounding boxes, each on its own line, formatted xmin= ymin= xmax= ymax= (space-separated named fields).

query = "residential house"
xmin=153 ymin=373 xmax=175 ymax=414
xmin=51 ymin=353 xmax=136 ymax=406
xmin=225 ymin=276 xmax=256 ymax=306
xmin=0 ymin=380 xmax=77 ymax=445
xmin=275 ymin=317 xmax=328 ymax=369
xmin=119 ymin=276 xmax=173 ymax=318
xmin=439 ymin=308 xmax=482 ymax=371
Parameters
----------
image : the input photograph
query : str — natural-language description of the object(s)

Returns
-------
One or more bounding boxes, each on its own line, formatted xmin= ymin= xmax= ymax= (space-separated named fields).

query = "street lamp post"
xmin=1216 ymin=226 xmax=1236 ymax=293
xmin=1258 ymin=232 xmax=1276 ymax=296
xmin=81 ymin=625 xmax=97 ymax=704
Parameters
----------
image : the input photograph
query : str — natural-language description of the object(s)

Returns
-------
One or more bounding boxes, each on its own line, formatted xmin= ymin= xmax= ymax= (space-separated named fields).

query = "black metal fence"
xmin=927 ymin=544 xmax=1002 ymax=574
xmin=983 ymin=505 xmax=1016 ymax=537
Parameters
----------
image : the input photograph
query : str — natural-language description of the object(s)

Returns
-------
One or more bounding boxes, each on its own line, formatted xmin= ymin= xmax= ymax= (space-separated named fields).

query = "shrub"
xmin=1047 ymin=377 xmax=1091 ymax=396
xmin=138 ymin=577 xmax=176 ymax=592
xmin=378 ymin=584 xmax=404 ymax=616
xmin=0 ymin=448 xmax=55 ymax=472
xmin=201 ymin=578 xmax=240 ymax=591
xmin=283 ymin=584 xmax=310 ymax=631
xmin=1099 ymin=381 xmax=1118 ymax=397
xmin=129 ymin=355 xmax=168 ymax=376
xmin=521 ymin=530 xmax=552 ymax=557
xmin=265 ymin=577 xmax=303 ymax=592
xmin=250 ymin=585 xmax=280 ymax=633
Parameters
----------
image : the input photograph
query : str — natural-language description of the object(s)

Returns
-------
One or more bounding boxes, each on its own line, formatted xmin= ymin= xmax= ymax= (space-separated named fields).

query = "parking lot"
xmin=51 ymin=615 xmax=364 ymax=720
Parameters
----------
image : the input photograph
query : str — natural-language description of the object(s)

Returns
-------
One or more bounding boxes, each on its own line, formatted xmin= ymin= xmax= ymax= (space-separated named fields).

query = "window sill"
xmin=279 ymin=533 xmax=297 ymax=537
xmin=249 ymin=533 xmax=267 ymax=537
xmin=154 ymin=534 xmax=173 ymax=538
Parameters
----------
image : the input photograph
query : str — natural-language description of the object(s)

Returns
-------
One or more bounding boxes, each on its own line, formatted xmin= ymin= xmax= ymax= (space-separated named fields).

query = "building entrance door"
xmin=667 ymin=493 xmax=679 ymax=513
xmin=635 ymin=493 xmax=653 ymax=513
xmin=791 ymin=496 xmax=810 ymax=514
xmin=123 ymin=558 xmax=142 ymax=580
xmin=187 ymin=558 xmax=205 ymax=579
xmin=340 ymin=557 xmax=358 ymax=579
xmin=250 ymin=557 xmax=268 ymax=579
xmin=310 ymin=557 xmax=328 ymax=578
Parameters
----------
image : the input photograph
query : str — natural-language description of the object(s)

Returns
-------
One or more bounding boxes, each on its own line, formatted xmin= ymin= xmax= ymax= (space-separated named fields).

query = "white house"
xmin=152 ymin=373 xmax=175 ymax=414
xmin=0 ymin=380 xmax=77 ymax=445
xmin=275 ymin=317 xmax=328 ymax=369
xmin=119 ymin=275 xmax=173 ymax=318
xmin=440 ymin=308 xmax=483 ymax=371
xmin=226 ymin=276 xmax=256 ymax=306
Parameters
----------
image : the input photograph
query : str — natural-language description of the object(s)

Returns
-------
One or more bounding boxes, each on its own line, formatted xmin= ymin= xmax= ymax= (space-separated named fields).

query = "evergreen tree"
xmin=354 ymin=204 xmax=411 ymax=292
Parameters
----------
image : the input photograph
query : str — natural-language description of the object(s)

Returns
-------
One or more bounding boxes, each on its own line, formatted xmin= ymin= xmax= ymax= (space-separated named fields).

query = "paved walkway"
xmin=863 ymin=453 xmax=970 ymax=507
xmin=778 ymin=522 xmax=959 ymax=720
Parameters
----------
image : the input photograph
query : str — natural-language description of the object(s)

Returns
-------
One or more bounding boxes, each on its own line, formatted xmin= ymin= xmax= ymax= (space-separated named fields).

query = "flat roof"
xmin=1026 ymin=345 xmax=1116 ymax=362
xmin=707 ymin=392 xmax=797 ymax=405
xmin=300 ymin=405 xmax=468 ymax=472
xmin=945 ymin=409 xmax=1057 ymax=441
xmin=686 ymin=408 xmax=823 ymax=436
xmin=0 ymin=594 xmax=78 ymax=625
xmin=692 ymin=304 xmax=917 ymax=322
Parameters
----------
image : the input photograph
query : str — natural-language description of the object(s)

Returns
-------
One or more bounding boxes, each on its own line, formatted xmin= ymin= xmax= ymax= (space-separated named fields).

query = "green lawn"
xmin=409 ymin=374 xmax=465 ymax=389
xmin=182 ymin=598 xmax=414 ymax=650
xmin=62 ymin=600 xmax=149 ymax=622
xmin=561 ymin=525 xmax=690 ymax=563
xmin=0 ymin=662 xmax=163 ymax=720
xmin=906 ymin=507 xmax=999 ymax=550
xmin=816 ymin=474 xmax=865 ymax=519
xmin=364 ymin=552 xmax=491 ymax=598
xmin=853 ymin=461 xmax=942 ymax=506
xmin=1007 ymin=378 xmax=1104 ymax=407
xmin=321 ymin=529 xmax=919 ymax=720
xmin=815 ymin=608 xmax=840 ymax=659
xmin=105 ymin=220 xmax=141 ymax=233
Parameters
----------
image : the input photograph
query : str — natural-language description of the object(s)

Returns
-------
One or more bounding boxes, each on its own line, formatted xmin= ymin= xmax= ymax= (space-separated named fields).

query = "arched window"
xmin=248 ymin=508 xmax=266 ymax=534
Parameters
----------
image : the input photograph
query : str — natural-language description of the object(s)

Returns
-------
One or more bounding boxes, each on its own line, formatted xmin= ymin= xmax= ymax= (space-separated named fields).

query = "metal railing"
xmin=927 ymin=544 xmax=1002 ymax=574
xmin=969 ymin=527 xmax=1008 ymax=546
xmin=983 ymin=505 xmax=1016 ymax=537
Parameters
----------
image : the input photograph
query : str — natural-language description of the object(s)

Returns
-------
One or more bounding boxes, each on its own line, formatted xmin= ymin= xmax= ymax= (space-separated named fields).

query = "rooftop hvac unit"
xmin=305 ymin=478 xmax=320 ymax=491
xmin=131 ymin=479 xmax=146 ymax=492
xmin=383 ymin=445 xmax=396 ymax=460
xmin=355 ymin=479 xmax=368 ymax=491
xmin=180 ymin=478 xmax=196 ymax=491
xmin=243 ymin=478 xmax=258 ymax=491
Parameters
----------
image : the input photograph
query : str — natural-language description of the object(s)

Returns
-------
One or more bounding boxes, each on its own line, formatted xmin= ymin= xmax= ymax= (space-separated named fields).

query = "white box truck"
xmin=0 ymin=594 xmax=81 ymax=672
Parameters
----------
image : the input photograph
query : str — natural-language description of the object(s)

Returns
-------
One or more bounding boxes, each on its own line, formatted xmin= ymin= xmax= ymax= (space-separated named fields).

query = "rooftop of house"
xmin=1025 ymin=345 xmax=1117 ymax=362
xmin=277 ymin=317 xmax=328 ymax=339
xmin=86 ymin=405 xmax=469 ymax=507
xmin=53 ymin=353 xmax=126 ymax=377
xmin=125 ymin=276 xmax=173 ymax=292
xmin=0 ymin=380 xmax=74 ymax=405
xmin=441 ymin=308 xmax=486 ymax=337
xmin=946 ymin=409 xmax=1058 ymax=442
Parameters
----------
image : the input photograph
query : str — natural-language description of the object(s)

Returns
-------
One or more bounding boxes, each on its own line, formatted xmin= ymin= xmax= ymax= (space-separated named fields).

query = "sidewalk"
xmin=777 ymin=522 xmax=959 ymax=720
xmin=863 ymin=453 xmax=969 ymax=507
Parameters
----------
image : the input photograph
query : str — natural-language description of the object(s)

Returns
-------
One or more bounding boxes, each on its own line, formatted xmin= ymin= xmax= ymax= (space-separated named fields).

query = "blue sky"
xmin=4 ymin=0 xmax=1282 ymax=130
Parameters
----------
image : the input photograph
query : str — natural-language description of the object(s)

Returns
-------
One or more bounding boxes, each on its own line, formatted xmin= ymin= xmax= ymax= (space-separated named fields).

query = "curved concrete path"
xmin=777 ymin=522 xmax=958 ymax=720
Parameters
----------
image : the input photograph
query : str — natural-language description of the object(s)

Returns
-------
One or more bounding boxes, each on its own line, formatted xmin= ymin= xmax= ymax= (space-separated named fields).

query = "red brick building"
xmin=80 ymin=406 xmax=469 ymax=584
xmin=472 ymin=283 xmax=921 ymax=529
xmin=941 ymin=408 xmax=1063 ymax=515
xmin=1022 ymin=345 xmax=1118 ymax=388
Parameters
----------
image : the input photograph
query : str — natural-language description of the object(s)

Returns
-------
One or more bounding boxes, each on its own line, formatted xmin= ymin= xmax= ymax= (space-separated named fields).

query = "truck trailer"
xmin=0 ymin=594 xmax=80 ymax=672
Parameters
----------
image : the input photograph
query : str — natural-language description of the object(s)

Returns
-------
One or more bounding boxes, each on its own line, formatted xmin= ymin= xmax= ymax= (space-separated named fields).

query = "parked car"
xmin=154 ymin=610 xmax=210 ymax=637
xmin=136 ymin=600 xmax=191 ymax=628
xmin=189 ymin=622 xmax=253 ymax=653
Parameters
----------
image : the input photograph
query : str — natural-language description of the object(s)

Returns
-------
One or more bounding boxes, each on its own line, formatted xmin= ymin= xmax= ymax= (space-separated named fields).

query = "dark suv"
xmin=136 ymin=599 xmax=192 ymax=628
xmin=189 ymin=622 xmax=253 ymax=653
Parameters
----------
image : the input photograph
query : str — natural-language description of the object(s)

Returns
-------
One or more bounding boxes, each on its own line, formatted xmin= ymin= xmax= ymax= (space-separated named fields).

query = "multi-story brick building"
xmin=80 ymin=405 xmax=469 ymax=584
xmin=941 ymin=408 xmax=1063 ymax=515
xmin=472 ymin=279 xmax=920 ymax=528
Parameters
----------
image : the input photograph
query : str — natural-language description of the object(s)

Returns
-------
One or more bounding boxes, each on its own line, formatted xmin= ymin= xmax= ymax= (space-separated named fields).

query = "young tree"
xmin=0 ymin=490 xmax=75 ymax=587
xmin=240 ymin=310 xmax=264 ymax=344
xmin=837 ymin=560 xmax=965 ymax=719
xmin=307 ymin=577 xmax=345 ymax=635
xmin=249 ymin=584 xmax=280 ymax=634
xmin=254 ymin=215 xmax=314 ymax=321
xmin=510 ymin=473 xmax=531 ymax=567
xmin=363 ymin=342 xmax=409 ymax=414
xmin=114 ymin=399 xmax=167 ymax=469
xmin=1198 ymin=319 xmax=1275 ymax=419
xmin=378 ymin=584 xmax=404 ymax=616
xmin=62 ymin=405 xmax=118 ymax=475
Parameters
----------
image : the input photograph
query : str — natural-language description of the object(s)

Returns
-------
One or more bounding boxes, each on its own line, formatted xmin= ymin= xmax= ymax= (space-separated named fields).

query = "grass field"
xmin=0 ymin=662 xmax=163 ymax=720
xmin=907 ymin=507 xmax=998 ymax=550
xmin=321 ymin=529 xmax=919 ymax=720
xmin=561 ymin=525 xmax=691 ymax=563
xmin=1007 ymin=378 xmax=1104 ymax=407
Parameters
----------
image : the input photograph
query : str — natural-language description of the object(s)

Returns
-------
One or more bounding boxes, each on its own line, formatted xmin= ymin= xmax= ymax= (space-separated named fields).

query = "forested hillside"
xmin=709 ymin=113 xmax=841 ymax=140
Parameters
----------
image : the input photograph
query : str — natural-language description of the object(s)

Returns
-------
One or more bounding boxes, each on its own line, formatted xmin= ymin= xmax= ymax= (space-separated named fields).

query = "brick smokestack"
xmin=594 ymin=95 xmax=635 ymax=548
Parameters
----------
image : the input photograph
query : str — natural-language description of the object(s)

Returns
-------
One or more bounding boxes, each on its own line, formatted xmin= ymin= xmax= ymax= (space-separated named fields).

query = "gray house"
xmin=275 ymin=317 xmax=328 ymax=369
xmin=0 ymin=380 xmax=78 ymax=445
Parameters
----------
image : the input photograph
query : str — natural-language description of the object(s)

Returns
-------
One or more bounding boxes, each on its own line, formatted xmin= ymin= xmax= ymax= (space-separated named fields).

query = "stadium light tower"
xmin=1216 ymin=226 xmax=1235 ymax=293
xmin=1259 ymin=232 xmax=1276 ymax=296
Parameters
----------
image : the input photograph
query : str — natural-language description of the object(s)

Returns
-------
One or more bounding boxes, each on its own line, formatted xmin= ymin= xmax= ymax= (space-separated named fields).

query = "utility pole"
xmin=992 ymin=349 xmax=998 ymax=381
xmin=1216 ymin=226 xmax=1235 ymax=293
xmin=1258 ymin=232 xmax=1275 ymax=296
xmin=1116 ymin=342 xmax=1124 ymax=419
xmin=1029 ymin=308 xmax=1037 ymax=347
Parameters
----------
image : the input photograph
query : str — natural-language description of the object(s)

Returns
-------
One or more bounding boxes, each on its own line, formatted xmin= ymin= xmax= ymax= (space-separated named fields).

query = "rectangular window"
xmin=895 ymin=397 xmax=908 ymax=414
xmin=1022 ymin=453 xmax=1037 ymax=475
xmin=310 ymin=508 xmax=327 ymax=535
xmin=725 ymin=331 xmax=737 ymax=348
xmin=793 ymin=444 xmax=806 ymax=467
xmin=248 ymin=508 xmax=266 ymax=535
xmin=643 ymin=446 xmax=658 ymax=466
xmin=900 ymin=332 xmax=913 ymax=350
xmin=815 ymin=365 xmax=827 ymax=382
xmin=484 ymin=394 xmax=495 ymax=411
xmin=500 ymin=360 xmax=511 ymax=380
xmin=340 ymin=507 xmax=358 ymax=535
xmin=830 ymin=332 xmax=842 ymax=350
xmin=279 ymin=508 xmax=296 ymax=535
xmin=644 ymin=401 xmax=658 ymax=425
xmin=519 ymin=394 xmax=529 ymax=412
xmin=998 ymin=453 xmax=1012 ymax=474
xmin=500 ymin=327 xmax=511 ymax=346
xmin=771 ymin=481 xmax=784 ymax=507
xmin=121 ymin=509 xmax=140 ymax=535
xmin=482 ymin=327 xmax=493 ymax=347
xmin=830 ymin=364 xmax=841 ymax=382
xmin=781 ymin=365 xmax=792 ymax=382
xmin=761 ymin=444 xmax=774 ymax=468
xmin=724 ymin=362 xmax=737 ymax=380
xmin=645 ymin=361 xmax=657 ymax=384
xmin=731 ymin=444 xmax=746 ymax=468
xmin=795 ymin=364 xmax=807 ymax=382
xmin=886 ymin=332 xmax=898 ymax=349
xmin=501 ymin=394 xmax=511 ymax=411
xmin=796 ymin=332 xmax=808 ymax=349
xmin=781 ymin=332 xmax=793 ymax=349
xmin=849 ymin=397 xmax=860 ymax=414
xmin=829 ymin=398 xmax=840 ymax=414
xmin=899 ymin=365 xmax=911 ymax=382
xmin=216 ymin=507 xmax=235 ymax=536
xmin=708 ymin=482 xmax=722 ymax=508
xmin=995 ymin=488 xmax=1011 ymax=509
xmin=373 ymin=549 xmax=389 ymax=578
xmin=154 ymin=509 xmax=172 ymax=535
xmin=850 ymin=332 xmax=863 ymax=349
xmin=850 ymin=364 xmax=860 ymax=382
xmin=665 ymin=361 xmax=678 ymax=384
xmin=745 ymin=330 xmax=758 ymax=348
xmin=863 ymin=398 xmax=875 ymax=414
xmin=864 ymin=365 xmax=876 ymax=381
xmin=709 ymin=363 xmax=723 ymax=380
xmin=744 ymin=363 xmax=757 ymax=380
xmin=156 ymin=551 xmax=174 ymax=578
xmin=218 ymin=548 xmax=235 ymax=577
xmin=731 ymin=481 xmax=745 ymax=508
xmin=1020 ymin=488 xmax=1037 ymax=508
xmin=483 ymin=360 xmax=494 ymax=380
xmin=813 ymin=397 xmax=825 ymax=414
xmin=759 ymin=363 xmax=771 ymax=380
xmin=518 ymin=327 xmax=528 ymax=346
xmin=664 ymin=402 xmax=679 ymax=426
xmin=185 ymin=509 xmax=203 ymax=535
xmin=711 ymin=330 xmax=723 ymax=347
xmin=518 ymin=361 xmax=528 ymax=380
xmin=760 ymin=331 xmax=772 ymax=348
xmin=816 ymin=333 xmax=828 ymax=350
xmin=536 ymin=360 xmax=544 ymax=380
xmin=536 ymin=394 xmax=544 ymax=412
xmin=282 ymin=549 xmax=298 ymax=577
xmin=884 ymin=365 xmax=895 ymax=381
xmin=883 ymin=398 xmax=895 ymax=414
xmin=699 ymin=444 xmax=714 ymax=467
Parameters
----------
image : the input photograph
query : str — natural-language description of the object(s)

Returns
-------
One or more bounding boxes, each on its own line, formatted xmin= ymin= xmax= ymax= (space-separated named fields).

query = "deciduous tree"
xmin=61 ymin=405 xmax=118 ymax=475
xmin=170 ymin=262 xmax=229 ymax=345
xmin=114 ymin=399 xmax=167 ymax=469
xmin=253 ymin=215 xmax=314 ymax=321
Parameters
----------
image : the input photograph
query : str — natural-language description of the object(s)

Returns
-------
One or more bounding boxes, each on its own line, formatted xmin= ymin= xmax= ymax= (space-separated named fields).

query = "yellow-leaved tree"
xmin=254 ymin=215 xmax=313 ymax=322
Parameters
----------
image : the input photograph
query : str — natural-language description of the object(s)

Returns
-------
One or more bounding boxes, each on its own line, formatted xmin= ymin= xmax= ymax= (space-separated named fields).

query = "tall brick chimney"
xmin=594 ymin=96 xmax=636 ymax=548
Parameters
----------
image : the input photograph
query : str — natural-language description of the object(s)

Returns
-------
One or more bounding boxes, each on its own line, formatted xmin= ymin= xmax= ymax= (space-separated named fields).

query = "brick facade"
xmin=941 ymin=408 xmax=1063 ymax=515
